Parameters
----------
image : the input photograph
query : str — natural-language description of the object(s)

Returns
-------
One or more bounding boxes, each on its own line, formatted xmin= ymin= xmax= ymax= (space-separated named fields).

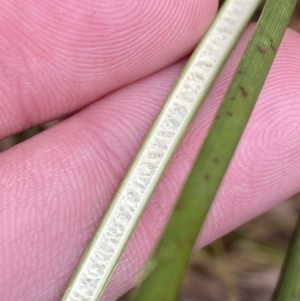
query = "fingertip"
xmin=0 ymin=0 xmax=218 ymax=139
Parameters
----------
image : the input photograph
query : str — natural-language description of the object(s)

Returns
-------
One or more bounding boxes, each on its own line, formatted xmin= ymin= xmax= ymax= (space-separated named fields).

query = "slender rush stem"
xmin=60 ymin=1 xmax=261 ymax=300
xmin=272 ymin=214 xmax=300 ymax=301
xmin=129 ymin=0 xmax=297 ymax=300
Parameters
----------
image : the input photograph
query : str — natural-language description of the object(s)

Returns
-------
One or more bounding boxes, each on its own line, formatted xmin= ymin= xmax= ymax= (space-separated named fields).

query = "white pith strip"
xmin=61 ymin=1 xmax=261 ymax=300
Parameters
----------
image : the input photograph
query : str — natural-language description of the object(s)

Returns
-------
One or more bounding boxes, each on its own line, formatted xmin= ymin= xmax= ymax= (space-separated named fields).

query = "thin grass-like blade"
xmin=272 ymin=214 xmax=300 ymax=301
xmin=129 ymin=0 xmax=297 ymax=300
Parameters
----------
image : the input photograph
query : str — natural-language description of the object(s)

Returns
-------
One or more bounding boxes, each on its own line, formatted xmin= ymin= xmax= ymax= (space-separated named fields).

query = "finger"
xmin=1 ymin=26 xmax=300 ymax=301
xmin=0 ymin=0 xmax=217 ymax=138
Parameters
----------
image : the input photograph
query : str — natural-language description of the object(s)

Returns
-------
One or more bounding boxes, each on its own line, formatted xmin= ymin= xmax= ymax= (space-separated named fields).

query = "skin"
xmin=0 ymin=0 xmax=300 ymax=300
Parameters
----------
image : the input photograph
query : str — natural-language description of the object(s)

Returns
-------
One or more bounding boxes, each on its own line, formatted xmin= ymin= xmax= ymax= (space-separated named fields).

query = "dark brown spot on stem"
xmin=175 ymin=240 xmax=183 ymax=249
xmin=238 ymin=70 xmax=243 ymax=74
xmin=269 ymin=38 xmax=277 ymax=52
xmin=256 ymin=46 xmax=266 ymax=55
xmin=175 ymin=203 xmax=182 ymax=211
xmin=204 ymin=174 xmax=211 ymax=180
xmin=230 ymin=96 xmax=235 ymax=101
xmin=239 ymin=86 xmax=248 ymax=97
xmin=215 ymin=115 xmax=220 ymax=120
xmin=226 ymin=111 xmax=233 ymax=117
xmin=212 ymin=157 xmax=220 ymax=164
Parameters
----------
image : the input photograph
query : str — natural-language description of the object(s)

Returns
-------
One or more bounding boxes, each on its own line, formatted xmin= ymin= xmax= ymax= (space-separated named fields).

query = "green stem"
xmin=130 ymin=0 xmax=297 ymax=300
xmin=272 ymin=214 xmax=300 ymax=301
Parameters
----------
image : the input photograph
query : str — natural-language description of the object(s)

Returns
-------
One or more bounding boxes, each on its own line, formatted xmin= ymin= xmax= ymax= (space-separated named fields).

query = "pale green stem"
xmin=60 ymin=1 xmax=261 ymax=300
xmin=272 ymin=214 xmax=300 ymax=301
xmin=129 ymin=0 xmax=296 ymax=300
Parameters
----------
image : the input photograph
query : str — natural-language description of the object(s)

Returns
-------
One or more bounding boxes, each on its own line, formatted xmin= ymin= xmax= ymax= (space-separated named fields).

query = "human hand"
xmin=1 ymin=1 xmax=300 ymax=300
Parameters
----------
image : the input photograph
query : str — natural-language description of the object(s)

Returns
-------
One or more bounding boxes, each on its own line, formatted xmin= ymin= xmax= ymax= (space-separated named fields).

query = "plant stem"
xmin=211 ymin=240 xmax=239 ymax=301
xmin=272 ymin=214 xmax=300 ymax=301
xmin=60 ymin=1 xmax=261 ymax=300
xmin=129 ymin=0 xmax=297 ymax=300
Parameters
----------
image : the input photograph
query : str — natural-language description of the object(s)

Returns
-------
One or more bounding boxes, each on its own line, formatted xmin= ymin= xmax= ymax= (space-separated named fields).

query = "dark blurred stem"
xmin=14 ymin=126 xmax=42 ymax=143
xmin=272 ymin=214 xmax=300 ymax=301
